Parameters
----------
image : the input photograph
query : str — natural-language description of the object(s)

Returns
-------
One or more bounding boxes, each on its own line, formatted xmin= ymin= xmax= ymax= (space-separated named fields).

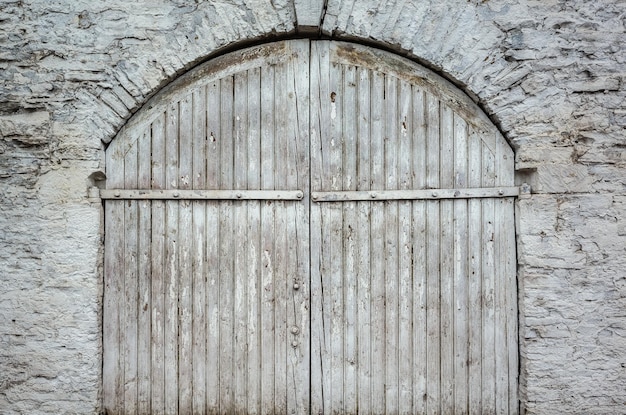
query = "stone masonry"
xmin=0 ymin=0 xmax=624 ymax=413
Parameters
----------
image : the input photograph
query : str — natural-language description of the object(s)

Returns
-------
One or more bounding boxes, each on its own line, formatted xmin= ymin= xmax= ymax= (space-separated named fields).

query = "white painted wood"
xmin=104 ymin=39 xmax=518 ymax=415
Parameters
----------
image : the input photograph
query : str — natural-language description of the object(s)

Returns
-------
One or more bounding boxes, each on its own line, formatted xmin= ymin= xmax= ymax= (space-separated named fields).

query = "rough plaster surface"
xmin=0 ymin=1 xmax=624 ymax=413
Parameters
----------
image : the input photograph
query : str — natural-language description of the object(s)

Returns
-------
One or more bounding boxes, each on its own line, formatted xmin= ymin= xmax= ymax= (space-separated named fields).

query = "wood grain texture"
xmin=104 ymin=39 xmax=517 ymax=415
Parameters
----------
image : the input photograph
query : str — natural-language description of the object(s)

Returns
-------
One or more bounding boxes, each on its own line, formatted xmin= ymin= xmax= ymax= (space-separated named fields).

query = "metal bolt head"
xmin=291 ymin=326 xmax=300 ymax=335
xmin=296 ymin=191 xmax=303 ymax=199
xmin=291 ymin=341 xmax=298 ymax=348
xmin=293 ymin=283 xmax=300 ymax=290
xmin=173 ymin=192 xmax=180 ymax=198
xmin=236 ymin=192 xmax=242 ymax=198
xmin=432 ymin=191 xmax=438 ymax=198
xmin=114 ymin=191 xmax=121 ymax=198
xmin=370 ymin=192 xmax=377 ymax=199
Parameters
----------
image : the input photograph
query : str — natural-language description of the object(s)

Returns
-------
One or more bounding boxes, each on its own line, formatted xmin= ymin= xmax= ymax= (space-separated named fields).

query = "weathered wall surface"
xmin=0 ymin=1 xmax=624 ymax=413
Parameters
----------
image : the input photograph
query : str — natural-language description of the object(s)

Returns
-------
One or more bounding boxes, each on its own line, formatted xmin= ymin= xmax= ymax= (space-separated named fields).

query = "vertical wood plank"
xmin=425 ymin=93 xmax=441 ymax=415
xmin=177 ymin=95 xmax=193 ymax=415
xmin=246 ymin=67 xmax=262 ymax=415
xmin=397 ymin=79 xmax=413 ymax=415
xmin=467 ymin=127 xmax=483 ymax=414
xmin=342 ymin=64 xmax=357 ymax=415
xmin=453 ymin=115 xmax=469 ymax=414
xmin=411 ymin=87 xmax=428 ymax=415
xmin=384 ymin=74 xmax=400 ymax=415
xmin=309 ymin=40 xmax=328 ymax=415
xmin=481 ymin=140 xmax=497 ymax=414
xmin=150 ymin=114 xmax=166 ymax=415
xmin=123 ymin=132 xmax=139 ymax=415
xmin=440 ymin=103 xmax=455 ymax=414
xmin=369 ymin=68 xmax=386 ymax=415
xmin=191 ymin=87 xmax=207 ymax=415
xmin=218 ymin=74 xmax=235 ymax=414
xmin=355 ymin=66 xmax=372 ymax=415
xmin=205 ymin=80 xmax=221 ymax=412
xmin=273 ymin=55 xmax=290 ymax=415
xmin=287 ymin=40 xmax=311 ymax=415
xmin=327 ymin=50 xmax=344 ymax=415
xmin=136 ymin=129 xmax=152 ymax=415
xmin=233 ymin=71 xmax=248 ymax=413
xmin=103 ymin=139 xmax=125 ymax=413
xmin=164 ymin=101 xmax=179 ymax=415
xmin=259 ymin=63 xmax=276 ymax=415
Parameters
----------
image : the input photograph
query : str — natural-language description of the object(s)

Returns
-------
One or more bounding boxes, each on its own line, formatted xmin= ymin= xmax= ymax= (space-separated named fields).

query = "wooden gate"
xmin=103 ymin=40 xmax=518 ymax=414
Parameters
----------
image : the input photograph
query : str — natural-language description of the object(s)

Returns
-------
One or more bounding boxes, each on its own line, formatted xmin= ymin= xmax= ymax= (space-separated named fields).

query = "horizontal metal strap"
xmin=101 ymin=189 xmax=304 ymax=200
xmin=311 ymin=187 xmax=519 ymax=202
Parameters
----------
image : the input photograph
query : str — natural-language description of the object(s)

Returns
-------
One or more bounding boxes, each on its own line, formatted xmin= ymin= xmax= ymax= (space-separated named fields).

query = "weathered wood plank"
xmin=273 ymin=52 xmax=290 ymax=415
xmin=369 ymin=68 xmax=386 ymax=415
xmin=149 ymin=114 xmax=166 ymax=415
xmin=482 ymin=138 xmax=497 ymax=413
xmin=309 ymin=39 xmax=326 ymax=415
xmin=191 ymin=87 xmax=207 ymax=415
xmin=259 ymin=62 xmax=276 ymax=414
xmin=103 ymin=136 xmax=125 ymax=412
xmin=177 ymin=95 xmax=194 ymax=415
xmin=287 ymin=39 xmax=311 ymax=415
xmin=440 ymin=103 xmax=455 ymax=414
xmin=425 ymin=92 xmax=441 ymax=415
xmin=246 ymin=67 xmax=262 ymax=415
xmin=411 ymin=87 xmax=427 ymax=415
xmin=136 ymin=129 xmax=152 ymax=415
xmin=205 ymin=80 xmax=220 ymax=411
xmin=384 ymin=74 xmax=400 ymax=415
xmin=233 ymin=70 xmax=248 ymax=412
xmin=467 ymin=126 xmax=483 ymax=414
xmin=164 ymin=101 xmax=179 ymax=415
xmin=453 ymin=115 xmax=469 ymax=414
xmin=397 ymin=78 xmax=413 ymax=415
xmin=218 ymin=74 xmax=235 ymax=414
xmin=355 ymin=65 xmax=372 ymax=415
xmin=342 ymin=64 xmax=358 ymax=415
xmin=123 ymin=131 xmax=138 ymax=415
xmin=327 ymin=46 xmax=345 ymax=415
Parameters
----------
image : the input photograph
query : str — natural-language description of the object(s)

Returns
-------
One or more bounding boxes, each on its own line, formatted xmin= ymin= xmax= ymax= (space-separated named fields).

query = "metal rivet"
xmin=296 ymin=191 xmax=303 ymax=199
xmin=236 ymin=192 xmax=242 ymax=199
xmin=293 ymin=283 xmax=300 ymax=290
xmin=291 ymin=341 xmax=298 ymax=348
xmin=312 ymin=194 xmax=318 ymax=200
xmin=498 ymin=189 xmax=504 ymax=195
xmin=291 ymin=326 xmax=299 ymax=335
xmin=432 ymin=192 xmax=438 ymax=198
xmin=173 ymin=192 xmax=180 ymax=198
xmin=114 ymin=191 xmax=121 ymax=198
xmin=370 ymin=192 xmax=377 ymax=199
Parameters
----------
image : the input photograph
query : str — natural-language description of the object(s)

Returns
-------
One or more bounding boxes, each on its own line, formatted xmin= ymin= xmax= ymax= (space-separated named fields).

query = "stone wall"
xmin=0 ymin=1 xmax=624 ymax=413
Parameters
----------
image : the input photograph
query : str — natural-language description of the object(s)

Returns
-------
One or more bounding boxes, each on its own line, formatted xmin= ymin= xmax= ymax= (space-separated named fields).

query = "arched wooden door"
xmin=103 ymin=40 xmax=518 ymax=414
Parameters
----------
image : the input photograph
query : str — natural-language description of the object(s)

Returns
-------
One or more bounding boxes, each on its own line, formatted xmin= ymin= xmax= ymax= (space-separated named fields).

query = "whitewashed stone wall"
xmin=0 ymin=1 xmax=624 ymax=413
